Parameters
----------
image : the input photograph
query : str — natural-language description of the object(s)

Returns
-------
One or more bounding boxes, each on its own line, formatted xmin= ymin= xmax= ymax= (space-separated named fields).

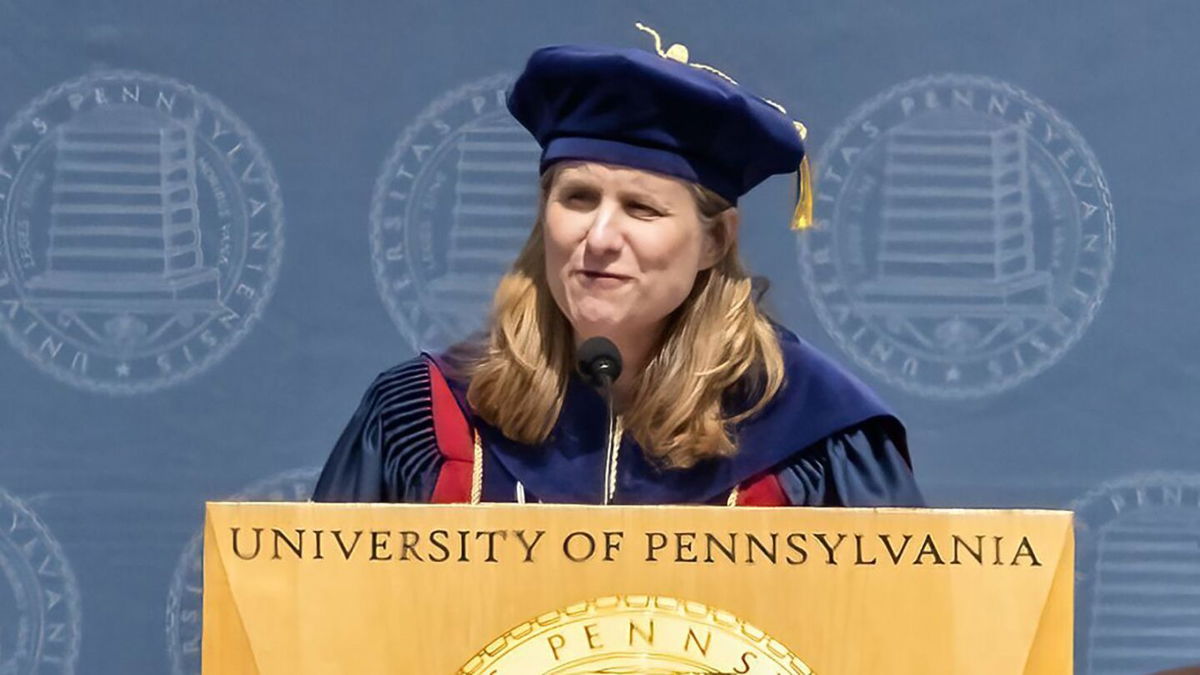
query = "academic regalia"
xmin=314 ymin=30 xmax=923 ymax=506
xmin=312 ymin=328 xmax=923 ymax=506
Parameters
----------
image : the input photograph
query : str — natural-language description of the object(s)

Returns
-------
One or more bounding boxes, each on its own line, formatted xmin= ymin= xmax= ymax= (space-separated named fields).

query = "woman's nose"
xmin=584 ymin=202 xmax=623 ymax=255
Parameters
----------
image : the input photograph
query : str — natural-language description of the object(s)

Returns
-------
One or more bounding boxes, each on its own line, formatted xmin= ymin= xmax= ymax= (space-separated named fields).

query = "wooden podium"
xmin=202 ymin=503 xmax=1072 ymax=674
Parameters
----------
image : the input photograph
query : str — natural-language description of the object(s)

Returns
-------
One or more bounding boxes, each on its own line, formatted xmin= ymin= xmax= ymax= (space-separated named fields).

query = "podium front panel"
xmin=202 ymin=503 xmax=1072 ymax=674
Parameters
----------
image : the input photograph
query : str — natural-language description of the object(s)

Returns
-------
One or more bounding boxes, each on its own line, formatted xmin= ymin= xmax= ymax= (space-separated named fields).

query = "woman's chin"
xmin=567 ymin=311 xmax=628 ymax=338
xmin=570 ymin=317 xmax=622 ymax=336
xmin=566 ymin=298 xmax=626 ymax=327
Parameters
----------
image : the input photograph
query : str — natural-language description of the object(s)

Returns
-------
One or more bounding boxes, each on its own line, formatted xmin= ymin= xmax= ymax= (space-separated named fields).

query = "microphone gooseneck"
xmin=576 ymin=337 xmax=623 ymax=505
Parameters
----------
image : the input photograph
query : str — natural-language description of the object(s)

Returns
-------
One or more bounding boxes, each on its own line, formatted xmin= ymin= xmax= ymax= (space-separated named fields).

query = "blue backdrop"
xmin=0 ymin=1 xmax=1195 ymax=673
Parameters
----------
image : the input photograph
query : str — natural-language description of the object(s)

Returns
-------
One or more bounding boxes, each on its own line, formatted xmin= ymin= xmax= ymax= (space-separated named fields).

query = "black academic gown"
xmin=313 ymin=331 xmax=924 ymax=507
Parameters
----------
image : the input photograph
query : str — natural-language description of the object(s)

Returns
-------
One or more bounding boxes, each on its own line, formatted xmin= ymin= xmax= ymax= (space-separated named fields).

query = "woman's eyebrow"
xmin=553 ymin=177 xmax=598 ymax=192
xmin=553 ymin=176 xmax=671 ymax=209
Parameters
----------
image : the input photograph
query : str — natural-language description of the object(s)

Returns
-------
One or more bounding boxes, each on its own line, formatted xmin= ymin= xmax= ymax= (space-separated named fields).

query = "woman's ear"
xmin=701 ymin=208 xmax=739 ymax=269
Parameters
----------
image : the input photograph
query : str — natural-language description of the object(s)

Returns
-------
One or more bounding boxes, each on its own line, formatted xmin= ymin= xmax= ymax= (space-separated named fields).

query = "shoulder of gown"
xmin=311 ymin=357 xmax=443 ymax=503
xmin=772 ymin=416 xmax=925 ymax=507
xmin=729 ymin=329 xmax=923 ymax=507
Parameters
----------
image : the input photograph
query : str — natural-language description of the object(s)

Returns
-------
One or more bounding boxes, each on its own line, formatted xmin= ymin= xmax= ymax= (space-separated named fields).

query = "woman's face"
xmin=543 ymin=161 xmax=725 ymax=343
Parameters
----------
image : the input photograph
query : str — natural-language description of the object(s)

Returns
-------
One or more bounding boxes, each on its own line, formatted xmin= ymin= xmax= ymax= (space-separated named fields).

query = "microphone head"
xmin=576 ymin=336 xmax=623 ymax=388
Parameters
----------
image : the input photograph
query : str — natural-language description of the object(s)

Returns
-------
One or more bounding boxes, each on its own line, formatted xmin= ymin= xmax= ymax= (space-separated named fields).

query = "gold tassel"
xmin=791 ymin=154 xmax=814 ymax=230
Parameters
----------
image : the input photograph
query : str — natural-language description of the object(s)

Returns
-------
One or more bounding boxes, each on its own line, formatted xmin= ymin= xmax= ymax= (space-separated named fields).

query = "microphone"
xmin=576 ymin=337 xmax=623 ymax=506
xmin=576 ymin=337 xmax=623 ymax=389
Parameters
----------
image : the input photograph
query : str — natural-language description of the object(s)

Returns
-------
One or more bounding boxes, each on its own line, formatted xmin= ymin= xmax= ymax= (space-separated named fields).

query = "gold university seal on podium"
xmin=458 ymin=595 xmax=813 ymax=674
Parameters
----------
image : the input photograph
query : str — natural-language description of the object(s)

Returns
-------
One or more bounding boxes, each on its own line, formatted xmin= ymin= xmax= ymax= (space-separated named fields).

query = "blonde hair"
xmin=461 ymin=164 xmax=785 ymax=469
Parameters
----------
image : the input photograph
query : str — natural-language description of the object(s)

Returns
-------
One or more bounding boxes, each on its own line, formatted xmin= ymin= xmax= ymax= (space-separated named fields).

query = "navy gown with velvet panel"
xmin=312 ymin=332 xmax=924 ymax=507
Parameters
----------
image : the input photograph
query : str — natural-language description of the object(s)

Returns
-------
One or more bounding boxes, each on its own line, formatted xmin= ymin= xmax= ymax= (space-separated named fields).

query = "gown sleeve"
xmin=311 ymin=358 xmax=444 ymax=503
xmin=773 ymin=418 xmax=925 ymax=507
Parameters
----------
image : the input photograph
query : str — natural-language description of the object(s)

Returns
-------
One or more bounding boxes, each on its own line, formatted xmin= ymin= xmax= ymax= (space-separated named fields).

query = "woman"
xmin=313 ymin=37 xmax=923 ymax=507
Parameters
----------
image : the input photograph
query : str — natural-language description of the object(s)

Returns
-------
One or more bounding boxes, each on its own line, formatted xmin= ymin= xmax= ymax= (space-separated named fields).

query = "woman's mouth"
xmin=575 ymin=269 xmax=632 ymax=288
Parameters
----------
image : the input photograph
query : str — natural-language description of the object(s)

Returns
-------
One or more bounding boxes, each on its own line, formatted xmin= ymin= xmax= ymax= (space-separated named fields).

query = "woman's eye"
xmin=562 ymin=191 xmax=596 ymax=206
xmin=629 ymin=203 xmax=662 ymax=218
